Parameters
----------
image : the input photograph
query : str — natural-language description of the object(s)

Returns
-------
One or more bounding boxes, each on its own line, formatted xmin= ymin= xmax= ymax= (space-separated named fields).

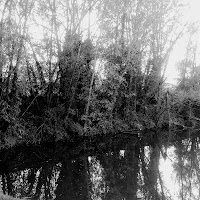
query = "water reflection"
xmin=0 ymin=163 xmax=61 ymax=199
xmin=0 ymin=138 xmax=142 ymax=200
xmin=0 ymin=136 xmax=199 ymax=200
xmin=55 ymin=156 xmax=90 ymax=200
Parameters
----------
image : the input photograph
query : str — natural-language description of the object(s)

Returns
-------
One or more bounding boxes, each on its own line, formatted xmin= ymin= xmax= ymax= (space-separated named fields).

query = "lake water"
xmin=0 ymin=136 xmax=198 ymax=200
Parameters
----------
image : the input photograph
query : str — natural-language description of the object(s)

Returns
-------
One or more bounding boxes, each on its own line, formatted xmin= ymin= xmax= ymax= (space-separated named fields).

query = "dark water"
xmin=0 ymin=134 xmax=173 ymax=200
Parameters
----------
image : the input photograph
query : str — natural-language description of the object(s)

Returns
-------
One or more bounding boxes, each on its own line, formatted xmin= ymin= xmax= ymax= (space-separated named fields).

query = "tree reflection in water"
xmin=0 ymin=139 xmax=140 ymax=200
xmin=0 ymin=136 xmax=200 ymax=200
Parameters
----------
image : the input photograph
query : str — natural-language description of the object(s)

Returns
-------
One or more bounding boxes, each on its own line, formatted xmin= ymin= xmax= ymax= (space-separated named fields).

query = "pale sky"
xmin=166 ymin=0 xmax=200 ymax=85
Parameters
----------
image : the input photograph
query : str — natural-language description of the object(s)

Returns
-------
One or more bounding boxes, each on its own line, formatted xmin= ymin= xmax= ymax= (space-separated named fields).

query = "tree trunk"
xmin=148 ymin=143 xmax=160 ymax=199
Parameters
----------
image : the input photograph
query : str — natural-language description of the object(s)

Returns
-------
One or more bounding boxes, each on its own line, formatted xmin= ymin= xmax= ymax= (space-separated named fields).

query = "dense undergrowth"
xmin=0 ymin=33 xmax=200 ymax=149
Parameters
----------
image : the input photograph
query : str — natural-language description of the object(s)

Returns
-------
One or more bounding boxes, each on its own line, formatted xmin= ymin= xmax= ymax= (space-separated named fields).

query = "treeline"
xmin=0 ymin=0 xmax=193 ymax=145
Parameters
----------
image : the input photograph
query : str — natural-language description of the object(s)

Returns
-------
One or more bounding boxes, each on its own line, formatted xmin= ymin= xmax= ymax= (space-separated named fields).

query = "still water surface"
xmin=0 ymin=138 xmax=197 ymax=200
